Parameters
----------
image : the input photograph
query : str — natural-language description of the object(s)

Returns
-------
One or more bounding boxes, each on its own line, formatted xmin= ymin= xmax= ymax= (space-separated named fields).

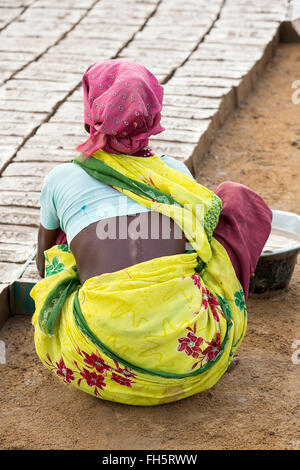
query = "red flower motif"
xmin=177 ymin=332 xmax=203 ymax=358
xmin=111 ymin=372 xmax=134 ymax=388
xmin=45 ymin=355 xmax=75 ymax=384
xmin=202 ymin=333 xmax=221 ymax=362
xmin=149 ymin=176 xmax=155 ymax=186
xmin=82 ymin=351 xmax=111 ymax=374
xmin=191 ymin=273 xmax=201 ymax=290
xmin=202 ymin=286 xmax=209 ymax=310
xmin=79 ymin=368 xmax=106 ymax=395
xmin=113 ymin=360 xmax=136 ymax=379
xmin=206 ymin=290 xmax=225 ymax=322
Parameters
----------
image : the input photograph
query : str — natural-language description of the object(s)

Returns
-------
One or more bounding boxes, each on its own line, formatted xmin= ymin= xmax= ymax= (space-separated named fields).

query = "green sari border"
xmin=72 ymin=290 xmax=234 ymax=379
xmin=73 ymin=156 xmax=178 ymax=207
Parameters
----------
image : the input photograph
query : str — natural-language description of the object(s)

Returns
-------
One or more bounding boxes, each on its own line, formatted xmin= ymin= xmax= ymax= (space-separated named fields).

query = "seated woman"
xmin=31 ymin=60 xmax=272 ymax=406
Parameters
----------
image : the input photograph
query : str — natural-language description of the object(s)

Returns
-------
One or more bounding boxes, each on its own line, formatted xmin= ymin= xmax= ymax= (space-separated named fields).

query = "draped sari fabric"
xmin=31 ymin=151 xmax=247 ymax=406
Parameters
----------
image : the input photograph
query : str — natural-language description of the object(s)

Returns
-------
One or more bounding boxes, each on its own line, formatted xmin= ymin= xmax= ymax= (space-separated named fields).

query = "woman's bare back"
xmin=70 ymin=212 xmax=187 ymax=284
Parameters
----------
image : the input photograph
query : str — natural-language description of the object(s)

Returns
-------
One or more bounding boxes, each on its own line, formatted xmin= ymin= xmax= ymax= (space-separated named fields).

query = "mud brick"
xmin=43 ymin=50 xmax=93 ymax=68
xmin=0 ymin=141 xmax=21 ymax=156
xmin=13 ymin=75 xmax=79 ymax=92
xmin=0 ymin=136 xmax=23 ymax=148
xmin=0 ymin=60 xmax=28 ymax=72
xmin=0 ymin=147 xmax=19 ymax=173
xmin=51 ymin=109 xmax=84 ymax=124
xmin=0 ymin=191 xmax=40 ymax=208
xmin=37 ymin=122 xmax=85 ymax=137
xmin=2 ymin=162 xmax=57 ymax=178
xmin=0 ymin=110 xmax=47 ymax=124
xmin=151 ymin=127 xmax=207 ymax=145
xmin=150 ymin=9 xmax=217 ymax=20
xmin=191 ymin=124 xmax=215 ymax=176
xmin=0 ymin=100 xmax=56 ymax=113
xmin=0 ymin=37 xmax=50 ymax=53
xmin=16 ymin=65 xmax=81 ymax=84
xmin=44 ymin=45 xmax=113 ymax=62
xmin=2 ymin=88 xmax=64 ymax=103
xmin=150 ymin=140 xmax=196 ymax=161
xmin=155 ymin=1 xmax=220 ymax=10
xmin=33 ymin=58 xmax=88 ymax=76
xmin=0 ymin=224 xmax=37 ymax=246
xmin=160 ymin=117 xmax=212 ymax=134
xmin=163 ymin=95 xmax=221 ymax=109
xmin=52 ymin=38 xmax=123 ymax=56
xmin=134 ymin=26 xmax=206 ymax=42
xmin=162 ymin=106 xmax=218 ymax=121
xmin=6 ymin=79 xmax=74 ymax=93
xmin=0 ymin=51 xmax=35 ymax=62
xmin=119 ymin=48 xmax=188 ymax=62
xmin=0 ymin=207 xmax=40 ymax=227
xmin=15 ymin=146 xmax=72 ymax=163
xmin=175 ymin=66 xmax=247 ymax=80
xmin=16 ymin=134 xmax=79 ymax=150
xmin=211 ymin=27 xmax=276 ymax=41
xmin=68 ymin=89 xmax=84 ymax=102
xmin=0 ymin=0 xmax=32 ymax=5
xmin=92 ymin=2 xmax=155 ymax=18
xmin=2 ymin=21 xmax=70 ymax=38
xmin=20 ymin=7 xmax=84 ymax=23
xmin=123 ymin=39 xmax=196 ymax=52
xmin=178 ymin=62 xmax=257 ymax=93
xmin=0 ymin=177 xmax=43 ymax=193
xmin=0 ymin=243 xmax=33 ymax=264
xmin=146 ymin=13 xmax=216 ymax=27
xmin=221 ymin=2 xmax=286 ymax=16
xmin=192 ymin=43 xmax=263 ymax=62
xmin=221 ymin=12 xmax=283 ymax=23
xmin=128 ymin=0 xmax=158 ymax=3
xmin=0 ymin=71 xmax=14 ymax=84
xmin=216 ymin=19 xmax=282 ymax=31
xmin=93 ymin=0 xmax=154 ymax=11
xmin=234 ymin=70 xmax=254 ymax=107
xmin=170 ymin=75 xmax=240 ymax=88
xmin=186 ymin=59 xmax=255 ymax=72
xmin=70 ymin=24 xmax=138 ymax=40
xmin=19 ymin=262 xmax=41 ymax=283
xmin=0 ymin=262 xmax=20 ymax=284
xmin=205 ymin=32 xmax=275 ymax=47
xmin=0 ymin=7 xmax=23 ymax=24
xmin=164 ymin=85 xmax=231 ymax=99
xmin=0 ymin=122 xmax=36 ymax=137
xmin=31 ymin=0 xmax=94 ymax=8
xmin=208 ymin=89 xmax=236 ymax=126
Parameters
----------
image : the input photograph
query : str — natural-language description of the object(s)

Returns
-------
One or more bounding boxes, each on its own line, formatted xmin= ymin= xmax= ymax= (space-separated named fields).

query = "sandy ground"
xmin=0 ymin=43 xmax=300 ymax=451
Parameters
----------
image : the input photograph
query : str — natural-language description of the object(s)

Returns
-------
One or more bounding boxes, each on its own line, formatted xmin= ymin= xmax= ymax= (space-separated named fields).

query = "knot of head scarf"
xmin=76 ymin=60 xmax=165 ymax=158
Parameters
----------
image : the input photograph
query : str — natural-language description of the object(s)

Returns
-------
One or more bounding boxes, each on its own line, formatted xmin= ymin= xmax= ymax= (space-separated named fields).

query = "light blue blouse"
xmin=40 ymin=156 xmax=194 ymax=244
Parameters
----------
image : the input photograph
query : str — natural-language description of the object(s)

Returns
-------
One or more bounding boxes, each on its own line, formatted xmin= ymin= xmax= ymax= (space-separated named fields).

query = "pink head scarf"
xmin=76 ymin=59 xmax=165 ymax=158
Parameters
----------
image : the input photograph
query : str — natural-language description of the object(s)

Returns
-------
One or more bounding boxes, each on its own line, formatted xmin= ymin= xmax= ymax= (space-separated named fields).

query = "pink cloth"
xmin=214 ymin=181 xmax=272 ymax=300
xmin=56 ymin=230 xmax=67 ymax=246
xmin=76 ymin=60 xmax=165 ymax=158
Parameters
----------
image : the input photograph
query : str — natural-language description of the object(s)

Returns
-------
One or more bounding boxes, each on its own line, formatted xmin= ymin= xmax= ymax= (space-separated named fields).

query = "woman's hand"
xmin=36 ymin=224 xmax=60 ymax=278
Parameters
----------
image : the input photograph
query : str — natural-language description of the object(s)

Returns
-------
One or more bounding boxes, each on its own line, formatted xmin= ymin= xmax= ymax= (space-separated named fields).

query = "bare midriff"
xmin=70 ymin=212 xmax=187 ymax=284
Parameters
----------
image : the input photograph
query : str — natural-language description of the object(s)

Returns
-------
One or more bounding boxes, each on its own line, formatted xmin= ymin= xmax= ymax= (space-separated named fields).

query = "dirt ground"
xmin=0 ymin=43 xmax=300 ymax=451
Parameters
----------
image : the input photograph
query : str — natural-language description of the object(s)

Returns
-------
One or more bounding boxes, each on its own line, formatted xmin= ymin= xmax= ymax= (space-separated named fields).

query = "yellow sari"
xmin=31 ymin=151 xmax=247 ymax=406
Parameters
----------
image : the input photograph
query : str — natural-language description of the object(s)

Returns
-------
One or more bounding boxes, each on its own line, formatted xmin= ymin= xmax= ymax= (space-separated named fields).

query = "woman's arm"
xmin=36 ymin=224 xmax=60 ymax=278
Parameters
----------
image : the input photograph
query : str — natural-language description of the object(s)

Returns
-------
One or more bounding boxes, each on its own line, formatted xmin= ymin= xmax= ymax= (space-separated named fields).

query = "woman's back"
xmin=40 ymin=156 xmax=193 ymax=283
